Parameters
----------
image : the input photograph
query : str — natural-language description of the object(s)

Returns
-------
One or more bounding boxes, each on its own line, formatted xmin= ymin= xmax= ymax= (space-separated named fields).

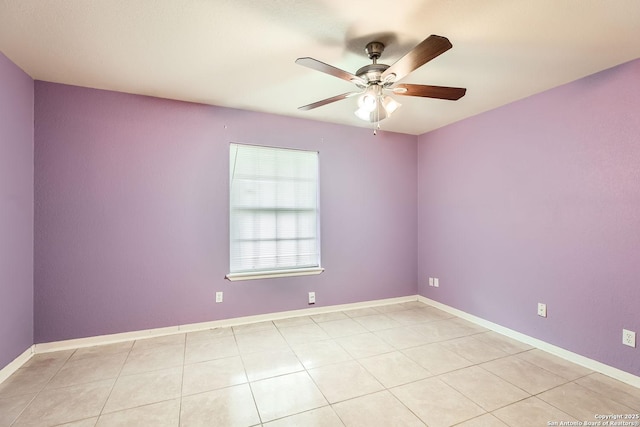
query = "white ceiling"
xmin=1 ymin=0 xmax=639 ymax=135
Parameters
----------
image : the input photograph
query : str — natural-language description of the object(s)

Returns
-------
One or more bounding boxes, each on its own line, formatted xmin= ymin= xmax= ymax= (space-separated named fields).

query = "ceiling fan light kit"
xmin=354 ymin=84 xmax=402 ymax=123
xmin=296 ymin=34 xmax=467 ymax=132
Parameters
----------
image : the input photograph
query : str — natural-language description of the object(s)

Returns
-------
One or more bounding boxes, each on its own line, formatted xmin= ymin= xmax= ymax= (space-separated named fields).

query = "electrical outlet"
xmin=308 ymin=292 xmax=316 ymax=305
xmin=434 ymin=278 xmax=439 ymax=288
xmin=215 ymin=292 xmax=223 ymax=303
xmin=623 ymin=329 xmax=636 ymax=348
xmin=428 ymin=277 xmax=434 ymax=287
xmin=537 ymin=303 xmax=547 ymax=317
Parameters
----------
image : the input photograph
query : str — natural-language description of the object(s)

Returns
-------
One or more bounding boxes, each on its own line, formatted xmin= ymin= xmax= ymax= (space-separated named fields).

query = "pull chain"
xmin=373 ymin=98 xmax=381 ymax=135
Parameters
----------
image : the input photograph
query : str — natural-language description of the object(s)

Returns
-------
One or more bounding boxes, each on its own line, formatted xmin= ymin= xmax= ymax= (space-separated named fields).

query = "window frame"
xmin=225 ymin=143 xmax=324 ymax=281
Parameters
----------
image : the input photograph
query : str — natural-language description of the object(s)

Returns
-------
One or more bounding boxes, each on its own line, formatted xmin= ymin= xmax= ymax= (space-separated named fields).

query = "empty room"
xmin=1 ymin=1 xmax=639 ymax=426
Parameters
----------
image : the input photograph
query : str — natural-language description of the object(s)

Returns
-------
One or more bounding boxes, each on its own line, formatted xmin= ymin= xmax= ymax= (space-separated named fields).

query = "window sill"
xmin=225 ymin=267 xmax=325 ymax=282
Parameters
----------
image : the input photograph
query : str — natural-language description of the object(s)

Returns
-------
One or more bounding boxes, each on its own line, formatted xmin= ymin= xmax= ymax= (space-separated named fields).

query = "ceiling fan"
xmin=295 ymin=35 xmax=466 ymax=125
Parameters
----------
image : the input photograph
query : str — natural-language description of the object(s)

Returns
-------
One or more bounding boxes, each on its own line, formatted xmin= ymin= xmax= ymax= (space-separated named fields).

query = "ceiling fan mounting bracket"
xmin=364 ymin=41 xmax=385 ymax=62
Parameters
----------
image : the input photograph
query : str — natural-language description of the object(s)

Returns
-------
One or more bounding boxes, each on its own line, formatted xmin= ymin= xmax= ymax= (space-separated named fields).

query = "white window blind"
xmin=227 ymin=143 xmax=322 ymax=280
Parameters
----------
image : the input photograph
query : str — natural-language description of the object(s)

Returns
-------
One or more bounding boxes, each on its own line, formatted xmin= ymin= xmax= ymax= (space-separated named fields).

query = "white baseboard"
xmin=418 ymin=295 xmax=640 ymax=389
xmin=33 ymin=295 xmax=417 ymax=354
xmin=0 ymin=346 xmax=34 ymax=384
xmin=5 ymin=294 xmax=638 ymax=391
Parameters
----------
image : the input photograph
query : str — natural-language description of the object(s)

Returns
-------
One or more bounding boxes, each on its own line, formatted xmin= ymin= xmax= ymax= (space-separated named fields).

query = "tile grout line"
xmin=533 ymin=379 xmax=638 ymax=419
xmin=8 ymin=349 xmax=76 ymax=426
xmin=274 ymin=318 xmax=333 ymax=423
xmin=234 ymin=325 xmax=265 ymax=426
xmin=272 ymin=306 xmax=461 ymax=425
xmin=177 ymin=333 xmax=187 ymax=427
xmin=344 ymin=343 xmax=430 ymax=424
xmin=7 ymin=392 xmax=38 ymax=427
xmin=93 ymin=342 xmax=136 ymax=424
xmin=257 ymin=312 xmax=380 ymax=425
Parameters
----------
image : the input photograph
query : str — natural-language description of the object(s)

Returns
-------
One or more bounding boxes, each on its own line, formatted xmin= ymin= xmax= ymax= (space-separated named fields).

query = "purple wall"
xmin=417 ymin=59 xmax=640 ymax=376
xmin=34 ymin=82 xmax=417 ymax=343
xmin=30 ymin=56 xmax=639 ymax=377
xmin=0 ymin=53 xmax=34 ymax=369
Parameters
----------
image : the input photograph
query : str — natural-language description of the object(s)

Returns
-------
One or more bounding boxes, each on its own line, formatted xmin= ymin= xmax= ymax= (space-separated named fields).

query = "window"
xmin=226 ymin=143 xmax=323 ymax=281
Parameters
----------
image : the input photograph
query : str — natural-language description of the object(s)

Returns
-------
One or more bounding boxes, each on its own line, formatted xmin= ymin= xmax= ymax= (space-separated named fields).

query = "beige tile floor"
xmin=1 ymin=301 xmax=639 ymax=426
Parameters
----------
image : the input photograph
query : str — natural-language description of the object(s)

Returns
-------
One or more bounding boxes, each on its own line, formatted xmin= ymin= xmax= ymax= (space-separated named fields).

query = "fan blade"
xmin=296 ymin=57 xmax=365 ymax=84
xmin=298 ymin=92 xmax=358 ymax=111
xmin=392 ymin=84 xmax=466 ymax=100
xmin=382 ymin=35 xmax=452 ymax=82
